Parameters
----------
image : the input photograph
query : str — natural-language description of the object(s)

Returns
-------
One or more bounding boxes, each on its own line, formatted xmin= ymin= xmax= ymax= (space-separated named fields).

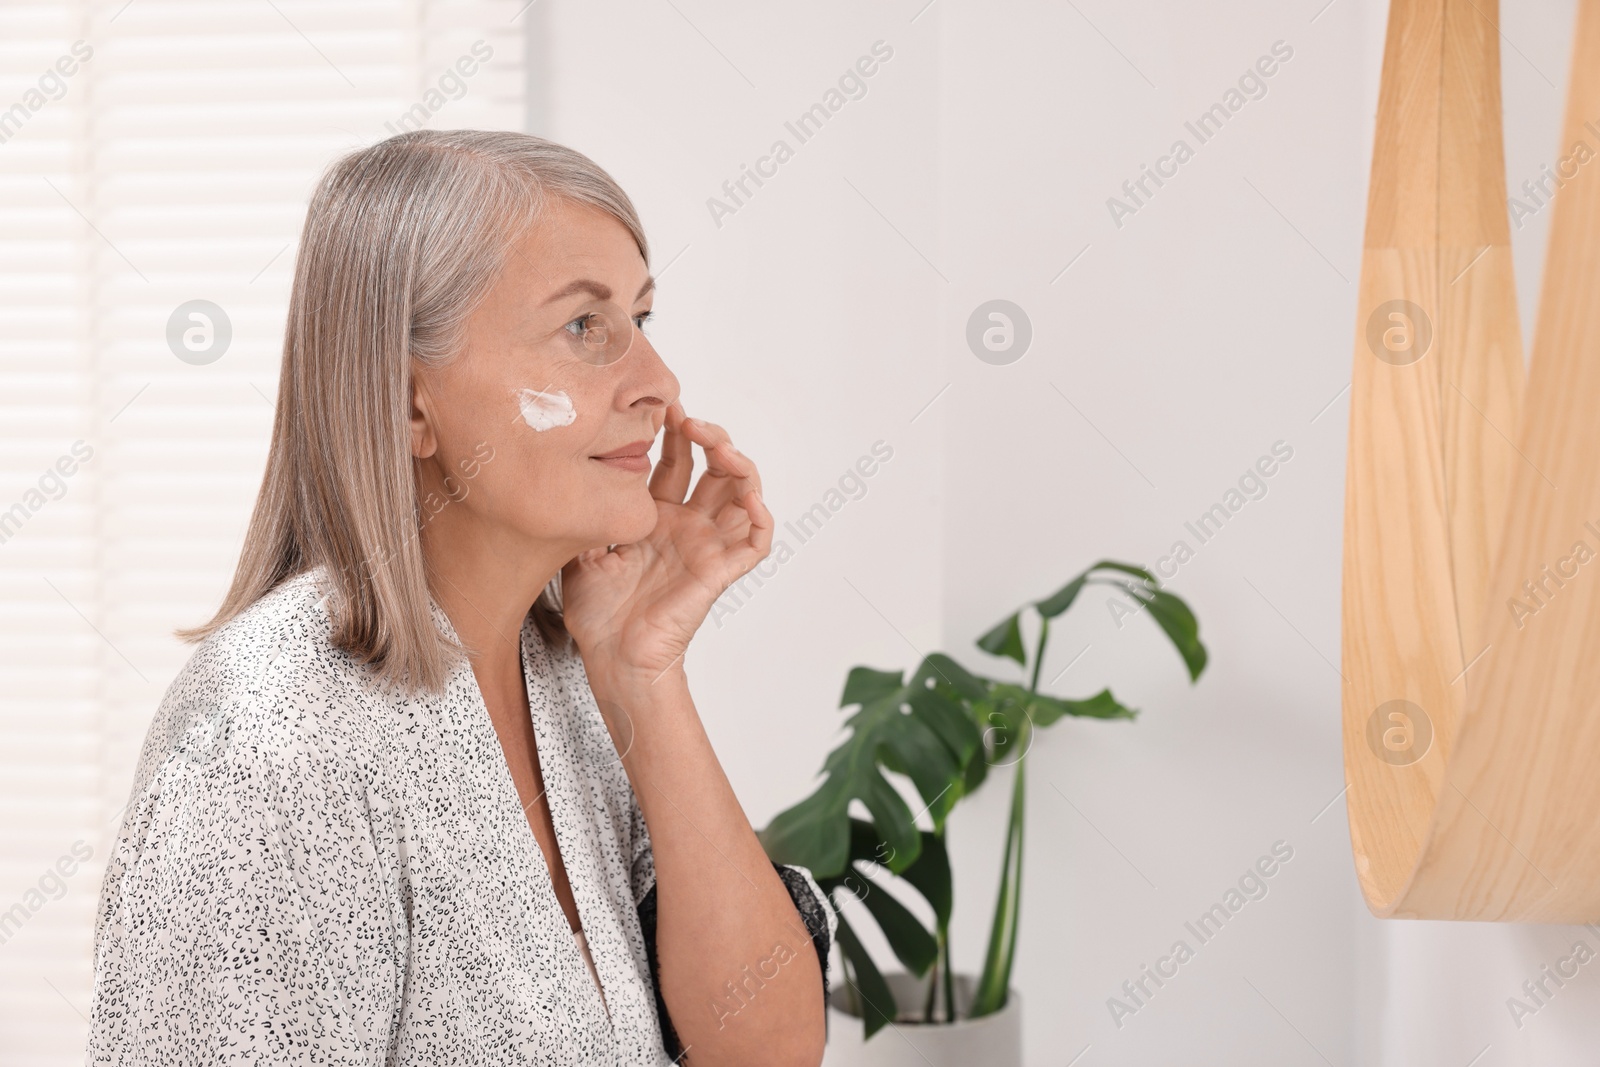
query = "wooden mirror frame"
xmin=1343 ymin=0 xmax=1600 ymax=921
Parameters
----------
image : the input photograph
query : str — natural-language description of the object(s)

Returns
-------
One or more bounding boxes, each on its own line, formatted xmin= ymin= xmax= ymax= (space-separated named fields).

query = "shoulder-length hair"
xmin=177 ymin=129 xmax=650 ymax=695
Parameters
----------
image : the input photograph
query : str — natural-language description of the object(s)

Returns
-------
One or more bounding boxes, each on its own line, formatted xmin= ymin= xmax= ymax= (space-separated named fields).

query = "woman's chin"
xmin=604 ymin=499 xmax=661 ymax=546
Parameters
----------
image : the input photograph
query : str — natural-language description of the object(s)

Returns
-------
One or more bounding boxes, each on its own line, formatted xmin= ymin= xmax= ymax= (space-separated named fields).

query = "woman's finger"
xmin=714 ymin=494 xmax=753 ymax=540
xmin=686 ymin=442 xmax=762 ymax=520
xmin=714 ymin=486 xmax=770 ymax=553
xmin=717 ymin=440 xmax=761 ymax=494
xmin=649 ymin=400 xmax=694 ymax=504
xmin=680 ymin=415 xmax=730 ymax=450
xmin=689 ymin=468 xmax=754 ymax=521
xmin=734 ymin=487 xmax=773 ymax=564
xmin=677 ymin=417 xmax=762 ymax=492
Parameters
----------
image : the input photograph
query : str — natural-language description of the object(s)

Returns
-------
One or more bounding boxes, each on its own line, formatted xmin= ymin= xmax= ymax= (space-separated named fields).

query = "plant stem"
xmin=1000 ymin=754 xmax=1026 ymax=1000
xmin=934 ymin=927 xmax=947 ymax=1023
xmin=994 ymin=619 xmax=1045 ymax=1002
xmin=922 ymin=816 xmax=956 ymax=1024
xmin=971 ymin=748 xmax=1026 ymax=1015
xmin=1028 ymin=616 xmax=1049 ymax=693
xmin=972 ymin=615 xmax=1049 ymax=1017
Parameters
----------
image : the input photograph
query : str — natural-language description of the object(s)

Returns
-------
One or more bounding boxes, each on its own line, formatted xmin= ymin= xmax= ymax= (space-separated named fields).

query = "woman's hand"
xmin=560 ymin=400 xmax=772 ymax=692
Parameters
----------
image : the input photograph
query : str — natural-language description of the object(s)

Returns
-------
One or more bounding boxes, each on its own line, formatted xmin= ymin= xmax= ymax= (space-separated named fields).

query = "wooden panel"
xmin=1343 ymin=0 xmax=1600 ymax=921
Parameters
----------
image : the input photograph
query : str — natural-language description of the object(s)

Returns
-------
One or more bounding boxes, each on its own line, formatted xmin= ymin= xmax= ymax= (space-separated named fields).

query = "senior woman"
xmin=85 ymin=130 xmax=835 ymax=1066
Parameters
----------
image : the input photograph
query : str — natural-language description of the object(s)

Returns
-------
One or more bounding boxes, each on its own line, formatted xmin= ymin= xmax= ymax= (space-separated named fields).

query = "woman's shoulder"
xmin=182 ymin=566 xmax=334 ymax=689
xmin=91 ymin=571 xmax=411 ymax=1058
xmin=131 ymin=566 xmax=402 ymax=803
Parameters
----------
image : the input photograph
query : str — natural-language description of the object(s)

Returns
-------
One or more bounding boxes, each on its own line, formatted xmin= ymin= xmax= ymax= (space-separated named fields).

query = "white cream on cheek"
xmin=516 ymin=387 xmax=577 ymax=431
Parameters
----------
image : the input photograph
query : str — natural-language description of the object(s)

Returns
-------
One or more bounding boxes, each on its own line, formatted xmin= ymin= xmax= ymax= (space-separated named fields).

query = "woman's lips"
xmin=592 ymin=453 xmax=650 ymax=473
xmin=591 ymin=439 xmax=654 ymax=473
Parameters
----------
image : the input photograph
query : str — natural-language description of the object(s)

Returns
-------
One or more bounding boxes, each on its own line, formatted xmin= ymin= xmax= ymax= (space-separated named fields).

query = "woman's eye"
xmin=563 ymin=309 xmax=652 ymax=340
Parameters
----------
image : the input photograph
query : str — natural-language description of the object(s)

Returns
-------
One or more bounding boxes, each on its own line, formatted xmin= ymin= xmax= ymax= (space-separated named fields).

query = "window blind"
xmin=0 ymin=3 xmax=527 ymax=1060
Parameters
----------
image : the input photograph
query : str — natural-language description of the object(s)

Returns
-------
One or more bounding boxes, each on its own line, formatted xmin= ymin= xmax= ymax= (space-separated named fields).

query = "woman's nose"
xmin=625 ymin=333 xmax=679 ymax=411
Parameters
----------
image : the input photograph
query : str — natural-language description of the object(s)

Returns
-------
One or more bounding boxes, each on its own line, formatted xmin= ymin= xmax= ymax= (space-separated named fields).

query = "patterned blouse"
xmin=85 ymin=566 xmax=835 ymax=1065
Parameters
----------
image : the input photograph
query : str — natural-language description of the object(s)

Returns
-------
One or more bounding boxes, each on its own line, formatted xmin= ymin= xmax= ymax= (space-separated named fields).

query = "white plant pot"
xmin=822 ymin=972 xmax=1022 ymax=1067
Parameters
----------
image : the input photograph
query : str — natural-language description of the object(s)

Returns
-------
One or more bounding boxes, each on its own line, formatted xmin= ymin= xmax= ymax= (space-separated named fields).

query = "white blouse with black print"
xmin=85 ymin=565 xmax=835 ymax=1065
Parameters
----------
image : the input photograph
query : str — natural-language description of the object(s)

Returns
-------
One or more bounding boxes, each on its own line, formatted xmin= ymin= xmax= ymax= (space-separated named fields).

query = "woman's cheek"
xmin=515 ymin=386 xmax=577 ymax=431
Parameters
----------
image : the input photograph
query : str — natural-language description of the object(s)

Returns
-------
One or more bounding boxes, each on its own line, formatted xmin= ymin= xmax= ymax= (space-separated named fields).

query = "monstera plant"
xmin=760 ymin=561 xmax=1206 ymax=1040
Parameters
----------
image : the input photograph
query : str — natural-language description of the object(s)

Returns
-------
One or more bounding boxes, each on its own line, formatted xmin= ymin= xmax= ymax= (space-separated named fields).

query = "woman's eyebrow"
xmin=539 ymin=276 xmax=656 ymax=306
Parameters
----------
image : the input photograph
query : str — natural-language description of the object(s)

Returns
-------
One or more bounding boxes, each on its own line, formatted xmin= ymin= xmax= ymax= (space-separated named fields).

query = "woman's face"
xmin=410 ymin=197 xmax=679 ymax=567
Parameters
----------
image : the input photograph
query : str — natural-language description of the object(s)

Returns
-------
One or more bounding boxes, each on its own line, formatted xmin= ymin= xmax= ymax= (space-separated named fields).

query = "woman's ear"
xmin=409 ymin=367 xmax=439 ymax=461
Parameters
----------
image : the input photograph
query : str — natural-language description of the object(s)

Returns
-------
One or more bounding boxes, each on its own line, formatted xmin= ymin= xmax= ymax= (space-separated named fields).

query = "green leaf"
xmin=1113 ymin=579 xmax=1208 ymax=682
xmin=1035 ymin=560 xmax=1152 ymax=619
xmin=842 ymin=870 xmax=938 ymax=977
xmin=764 ymin=663 xmax=989 ymax=877
xmin=839 ymin=691 xmax=959 ymax=839
xmin=857 ymin=760 xmax=922 ymax=869
xmin=908 ymin=652 xmax=991 ymax=702
xmin=897 ymin=828 xmax=952 ymax=929
xmin=1028 ymin=687 xmax=1137 ymax=726
xmin=843 ymin=816 xmax=901 ymax=870
xmin=1143 ymin=590 xmax=1207 ymax=681
xmin=906 ymin=686 xmax=982 ymax=776
xmin=835 ymin=912 xmax=898 ymax=1038
xmin=842 ymin=666 xmax=905 ymax=708
xmin=976 ymin=612 xmax=1026 ymax=666
xmin=1088 ymin=560 xmax=1159 ymax=584
xmin=844 ymin=817 xmax=952 ymax=929
xmin=973 ymin=691 xmax=1031 ymax=768
xmin=987 ymin=682 xmax=1034 ymax=706
xmin=1035 ymin=573 xmax=1091 ymax=619
xmin=963 ymin=744 xmax=990 ymax=793
xmin=760 ymin=779 xmax=851 ymax=877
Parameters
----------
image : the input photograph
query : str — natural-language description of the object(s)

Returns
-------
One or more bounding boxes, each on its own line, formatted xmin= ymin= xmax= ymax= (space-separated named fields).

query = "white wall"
xmin=934 ymin=2 xmax=1367 ymax=1063
xmin=532 ymin=1 xmax=1600 ymax=1064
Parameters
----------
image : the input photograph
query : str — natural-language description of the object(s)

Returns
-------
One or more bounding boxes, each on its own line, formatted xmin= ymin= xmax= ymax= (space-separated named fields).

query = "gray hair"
xmin=178 ymin=130 xmax=650 ymax=694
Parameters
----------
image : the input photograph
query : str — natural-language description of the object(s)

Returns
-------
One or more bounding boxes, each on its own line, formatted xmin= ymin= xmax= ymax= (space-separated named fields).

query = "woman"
xmin=85 ymin=130 xmax=835 ymax=1066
